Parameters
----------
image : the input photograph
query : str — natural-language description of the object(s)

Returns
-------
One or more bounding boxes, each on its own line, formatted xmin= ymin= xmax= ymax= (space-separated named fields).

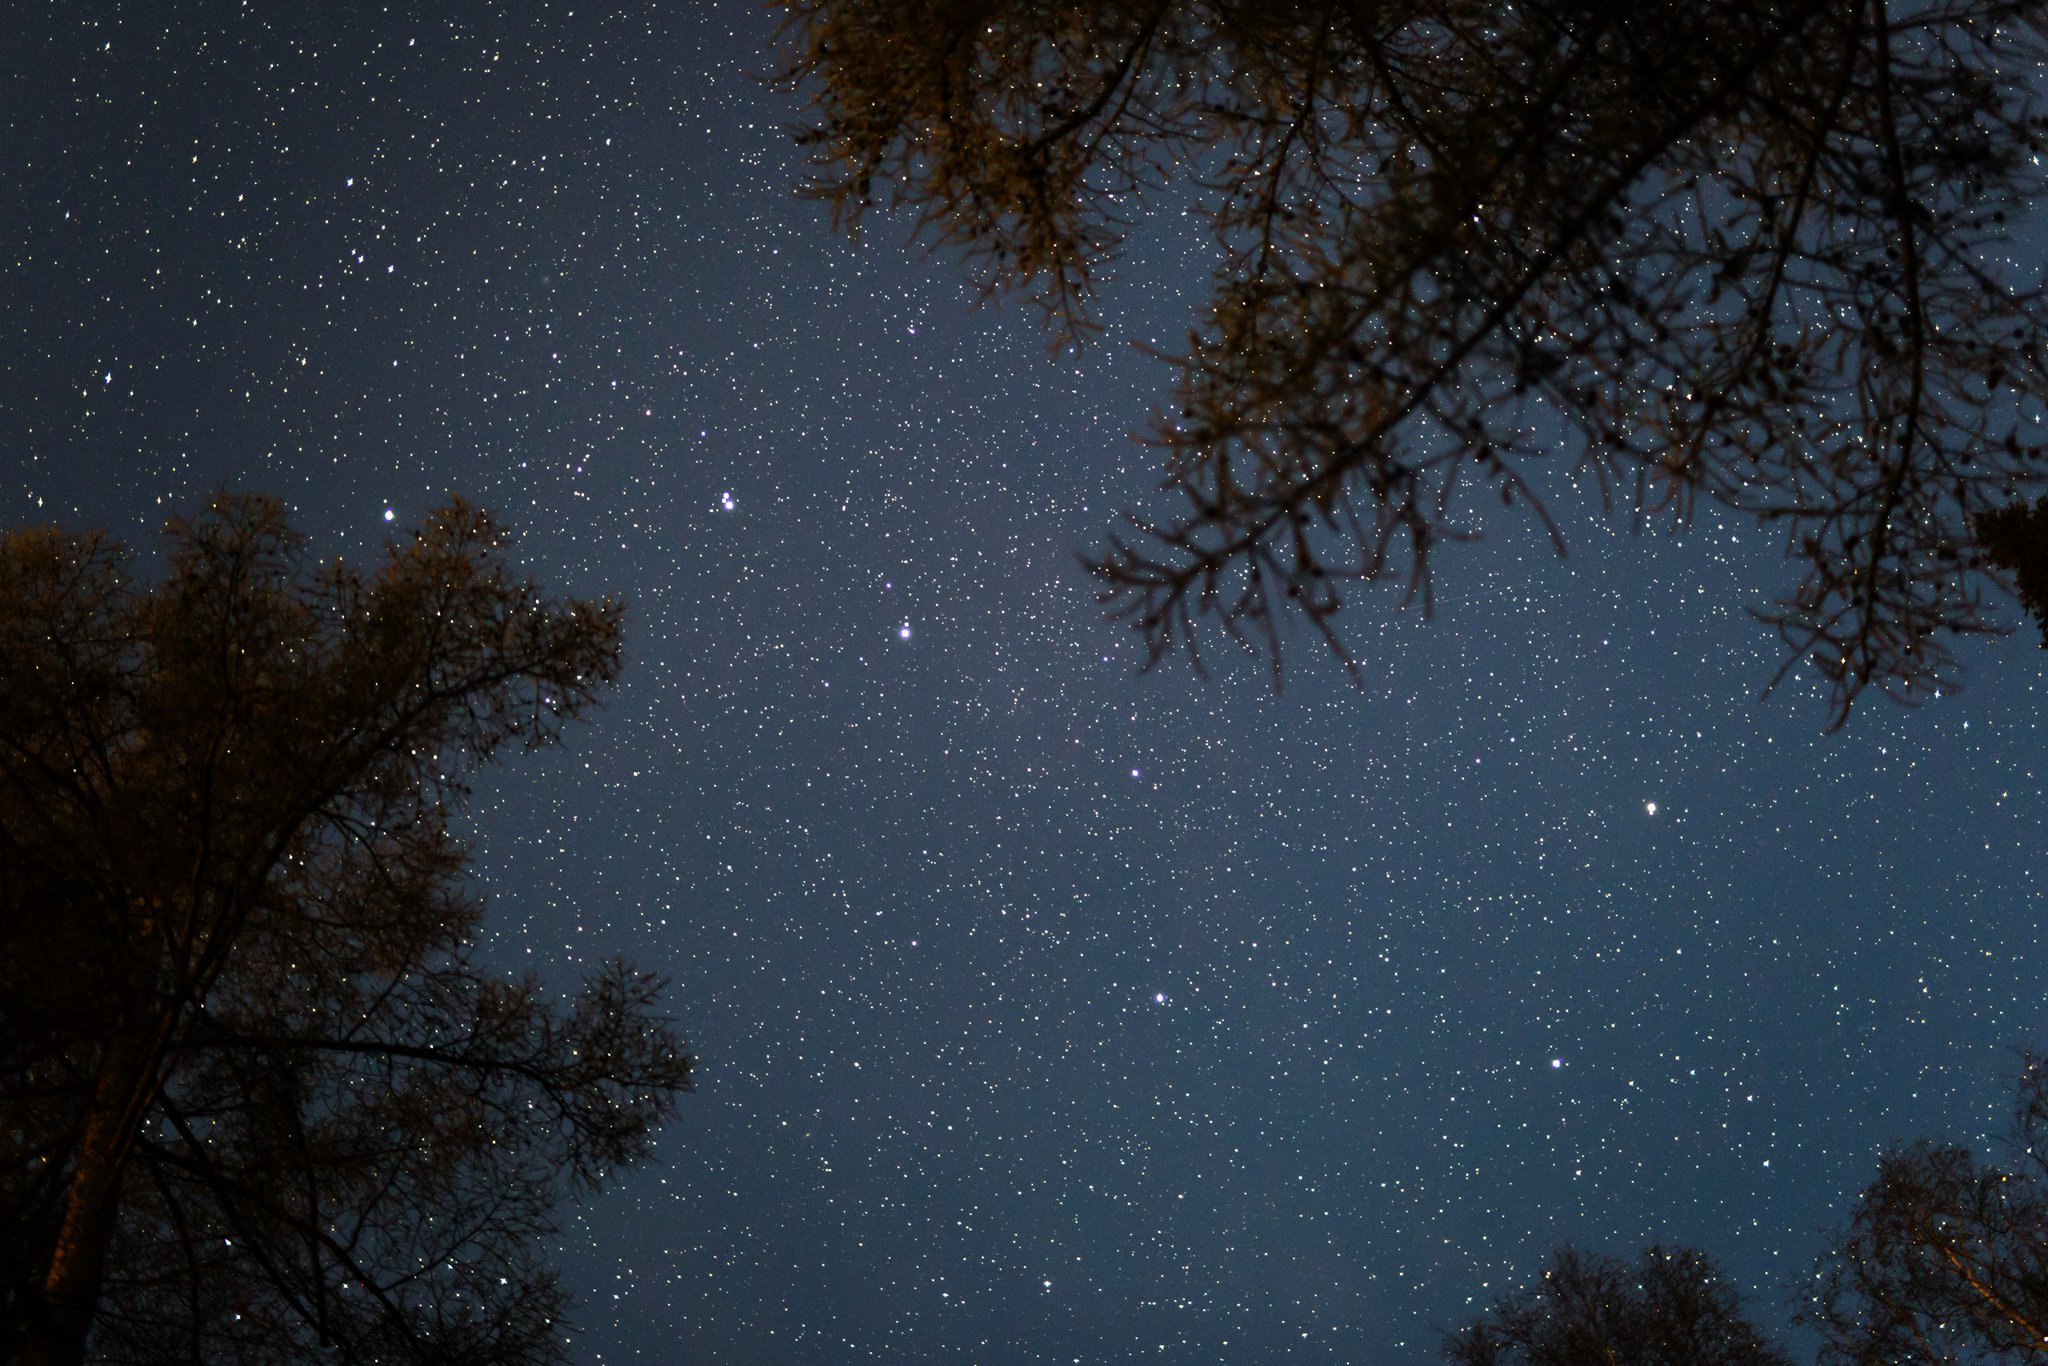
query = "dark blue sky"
xmin=7 ymin=3 xmax=2047 ymax=1360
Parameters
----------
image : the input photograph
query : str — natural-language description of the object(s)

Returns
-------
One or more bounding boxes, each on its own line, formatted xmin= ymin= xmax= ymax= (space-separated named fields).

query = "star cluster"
xmin=6 ymin=3 xmax=2046 ymax=1361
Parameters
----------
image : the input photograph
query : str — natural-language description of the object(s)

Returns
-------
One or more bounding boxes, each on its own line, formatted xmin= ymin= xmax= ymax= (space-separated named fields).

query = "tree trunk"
xmin=19 ymin=1030 xmax=148 ymax=1366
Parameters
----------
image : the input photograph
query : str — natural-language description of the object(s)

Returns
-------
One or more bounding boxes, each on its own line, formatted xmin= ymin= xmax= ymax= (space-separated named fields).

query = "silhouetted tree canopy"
xmin=1443 ymin=1244 xmax=1792 ymax=1365
xmin=0 ymin=495 xmax=692 ymax=1365
xmin=1446 ymin=1061 xmax=2048 ymax=1364
xmin=779 ymin=0 xmax=2048 ymax=723
xmin=1974 ymin=495 xmax=2048 ymax=648
xmin=1808 ymin=1055 xmax=2048 ymax=1363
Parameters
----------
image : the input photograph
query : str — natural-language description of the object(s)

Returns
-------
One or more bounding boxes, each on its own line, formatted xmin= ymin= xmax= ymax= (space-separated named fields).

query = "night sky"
xmin=7 ymin=3 xmax=2048 ymax=1361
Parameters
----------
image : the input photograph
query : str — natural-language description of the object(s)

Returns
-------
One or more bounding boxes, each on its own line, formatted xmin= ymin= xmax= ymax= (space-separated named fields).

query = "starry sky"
xmin=7 ymin=3 xmax=2048 ymax=1361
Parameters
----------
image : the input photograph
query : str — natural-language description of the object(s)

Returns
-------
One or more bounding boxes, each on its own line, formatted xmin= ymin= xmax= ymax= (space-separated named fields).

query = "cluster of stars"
xmin=10 ymin=2 xmax=2047 ymax=1361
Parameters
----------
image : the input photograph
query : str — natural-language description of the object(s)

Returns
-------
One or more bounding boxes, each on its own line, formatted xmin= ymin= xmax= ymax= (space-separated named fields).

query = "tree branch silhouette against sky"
xmin=6 ymin=1 xmax=2048 ymax=1360
xmin=0 ymin=497 xmax=689 ymax=1364
xmin=781 ymin=0 xmax=2048 ymax=723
